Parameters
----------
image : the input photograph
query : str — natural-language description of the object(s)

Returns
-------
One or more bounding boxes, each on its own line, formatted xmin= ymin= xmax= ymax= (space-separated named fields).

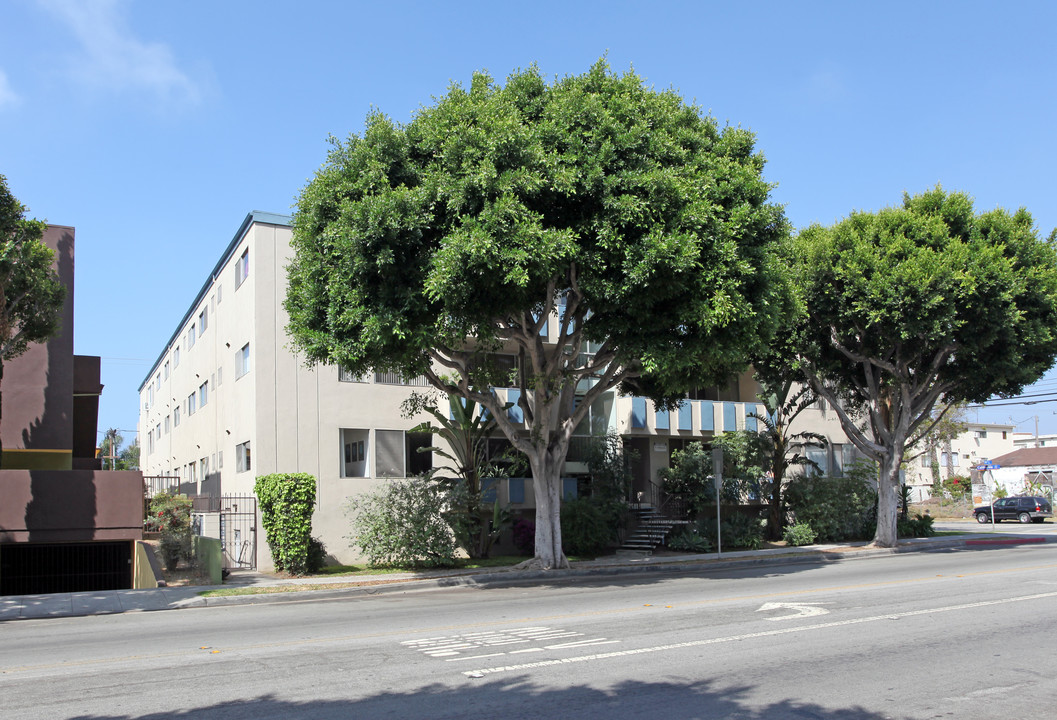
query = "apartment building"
xmin=902 ymin=422 xmax=1015 ymax=500
xmin=139 ymin=212 xmax=855 ymax=566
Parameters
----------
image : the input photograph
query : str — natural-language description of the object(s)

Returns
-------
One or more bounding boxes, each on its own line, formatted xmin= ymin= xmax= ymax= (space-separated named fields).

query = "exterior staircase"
xmin=617 ymin=503 xmax=687 ymax=557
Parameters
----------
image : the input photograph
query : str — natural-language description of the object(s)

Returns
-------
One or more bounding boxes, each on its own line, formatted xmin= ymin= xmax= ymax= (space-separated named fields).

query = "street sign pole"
xmin=713 ymin=447 xmax=723 ymax=557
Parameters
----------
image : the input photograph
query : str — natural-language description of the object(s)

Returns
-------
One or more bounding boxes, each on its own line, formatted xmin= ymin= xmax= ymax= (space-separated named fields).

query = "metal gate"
xmin=192 ymin=494 xmax=257 ymax=570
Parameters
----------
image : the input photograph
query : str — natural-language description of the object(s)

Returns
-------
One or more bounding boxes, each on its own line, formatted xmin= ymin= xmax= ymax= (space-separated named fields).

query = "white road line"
xmin=463 ymin=591 xmax=1057 ymax=677
xmin=444 ymin=653 xmax=506 ymax=662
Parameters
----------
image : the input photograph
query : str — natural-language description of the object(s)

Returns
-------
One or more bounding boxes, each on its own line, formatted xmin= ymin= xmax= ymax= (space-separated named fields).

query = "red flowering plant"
xmin=146 ymin=490 xmax=193 ymax=570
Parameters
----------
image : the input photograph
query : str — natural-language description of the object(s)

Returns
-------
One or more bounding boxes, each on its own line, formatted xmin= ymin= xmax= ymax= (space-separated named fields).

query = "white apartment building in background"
xmin=903 ymin=421 xmax=1015 ymax=500
xmin=139 ymin=212 xmax=857 ymax=567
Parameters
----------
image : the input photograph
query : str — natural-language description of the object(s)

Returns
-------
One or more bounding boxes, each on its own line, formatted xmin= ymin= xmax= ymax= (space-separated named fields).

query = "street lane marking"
xmin=756 ymin=602 xmax=831 ymax=620
xmin=402 ymin=626 xmax=613 ymax=661
xmin=7 ymin=557 xmax=1057 ymax=676
xmin=463 ymin=590 xmax=1057 ymax=677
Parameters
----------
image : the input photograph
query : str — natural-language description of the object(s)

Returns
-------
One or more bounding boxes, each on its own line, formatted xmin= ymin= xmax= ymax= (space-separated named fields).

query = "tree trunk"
xmin=524 ymin=448 xmax=569 ymax=569
xmin=873 ymin=450 xmax=901 ymax=547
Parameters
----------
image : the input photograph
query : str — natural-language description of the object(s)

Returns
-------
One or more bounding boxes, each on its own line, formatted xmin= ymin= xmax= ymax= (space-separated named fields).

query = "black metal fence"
xmin=191 ymin=494 xmax=257 ymax=570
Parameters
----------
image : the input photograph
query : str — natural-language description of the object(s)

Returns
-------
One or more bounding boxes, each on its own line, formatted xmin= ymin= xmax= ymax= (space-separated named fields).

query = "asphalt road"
xmin=2 ymin=543 xmax=1056 ymax=719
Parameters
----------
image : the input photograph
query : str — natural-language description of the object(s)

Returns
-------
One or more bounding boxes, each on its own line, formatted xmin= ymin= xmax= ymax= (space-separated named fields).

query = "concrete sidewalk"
xmin=2 ymin=532 xmax=1051 ymax=622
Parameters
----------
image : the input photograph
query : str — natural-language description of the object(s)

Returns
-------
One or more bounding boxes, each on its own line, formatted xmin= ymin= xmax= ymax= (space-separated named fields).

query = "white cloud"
xmin=0 ymin=69 xmax=20 ymax=109
xmin=38 ymin=0 xmax=201 ymax=107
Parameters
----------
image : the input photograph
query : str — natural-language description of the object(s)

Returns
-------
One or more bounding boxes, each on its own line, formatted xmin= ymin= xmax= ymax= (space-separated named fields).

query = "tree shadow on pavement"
xmin=68 ymin=676 xmax=909 ymax=720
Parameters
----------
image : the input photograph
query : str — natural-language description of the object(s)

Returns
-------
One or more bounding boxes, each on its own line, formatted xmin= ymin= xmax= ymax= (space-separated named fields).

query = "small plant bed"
xmin=144 ymin=539 xmax=211 ymax=587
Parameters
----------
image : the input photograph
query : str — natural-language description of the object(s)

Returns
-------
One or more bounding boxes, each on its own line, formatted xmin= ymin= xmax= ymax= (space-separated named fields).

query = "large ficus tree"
xmin=0 ymin=174 xmax=65 ymax=465
xmin=286 ymin=61 xmax=789 ymax=568
xmin=788 ymin=187 xmax=1057 ymax=547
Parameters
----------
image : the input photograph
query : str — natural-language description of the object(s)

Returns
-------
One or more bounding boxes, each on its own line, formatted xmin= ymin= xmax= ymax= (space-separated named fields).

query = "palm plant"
xmin=750 ymin=379 xmax=828 ymax=540
xmin=412 ymin=393 xmax=516 ymax=558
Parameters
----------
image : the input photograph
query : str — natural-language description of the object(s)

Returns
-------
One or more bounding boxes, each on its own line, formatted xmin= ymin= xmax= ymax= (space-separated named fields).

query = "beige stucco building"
xmin=139 ymin=212 xmax=857 ymax=567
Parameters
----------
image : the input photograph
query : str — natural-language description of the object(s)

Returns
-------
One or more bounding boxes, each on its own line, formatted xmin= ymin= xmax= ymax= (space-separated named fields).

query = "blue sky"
xmin=2 ymin=0 xmax=1056 ymax=447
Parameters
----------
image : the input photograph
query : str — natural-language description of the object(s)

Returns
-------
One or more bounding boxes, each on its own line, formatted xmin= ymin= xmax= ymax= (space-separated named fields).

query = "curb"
xmin=180 ymin=536 xmax=994 ymax=609
xmin=964 ymin=536 xmax=1046 ymax=546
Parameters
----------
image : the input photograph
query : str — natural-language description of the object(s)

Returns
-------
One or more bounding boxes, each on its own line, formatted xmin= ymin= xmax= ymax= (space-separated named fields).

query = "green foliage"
xmin=785 ymin=186 xmax=1057 ymax=545
xmin=747 ymin=378 xmax=827 ymax=539
xmin=783 ymin=522 xmax=817 ymax=546
xmin=346 ymin=479 xmax=457 ymax=568
xmin=993 ymin=483 xmax=1008 ymax=499
xmin=660 ymin=441 xmax=754 ymax=518
xmin=284 ymin=59 xmax=791 ymax=567
xmin=560 ymin=497 xmax=616 ymax=556
xmin=147 ymin=491 xmax=193 ymax=571
xmin=0 ymin=174 xmax=66 ymax=465
xmin=939 ymin=475 xmax=972 ymax=499
xmin=307 ymin=537 xmax=328 ymax=573
xmin=897 ymin=513 xmax=935 ymax=538
xmin=713 ymin=511 xmax=766 ymax=550
xmin=255 ymin=472 xmax=318 ymax=575
xmin=666 ymin=526 xmax=714 ymax=553
xmin=512 ymin=518 xmax=535 ymax=556
xmin=412 ymin=393 xmax=515 ymax=558
xmin=785 ymin=461 xmax=879 ymax=542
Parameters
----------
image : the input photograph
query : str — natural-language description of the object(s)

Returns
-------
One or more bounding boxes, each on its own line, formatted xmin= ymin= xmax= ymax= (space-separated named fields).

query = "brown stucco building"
xmin=0 ymin=225 xmax=150 ymax=595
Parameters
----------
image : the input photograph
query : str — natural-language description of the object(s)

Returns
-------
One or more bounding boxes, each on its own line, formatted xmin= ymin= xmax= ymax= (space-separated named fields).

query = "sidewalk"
xmin=2 ymin=532 xmax=1051 ymax=622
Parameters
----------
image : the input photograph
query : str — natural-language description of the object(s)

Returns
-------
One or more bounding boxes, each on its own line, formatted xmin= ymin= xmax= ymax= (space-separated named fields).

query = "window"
xmin=340 ymin=429 xmax=369 ymax=478
xmin=148 ymin=385 xmax=154 ymax=407
xmin=173 ymin=406 xmax=181 ymax=427
xmin=236 ymin=248 xmax=249 ymax=287
xmin=155 ymin=373 xmax=161 ymax=391
xmin=164 ymin=416 xmax=170 ymax=434
xmin=374 ymin=429 xmax=433 ymax=478
xmin=173 ymin=345 xmax=180 ymax=368
xmin=976 ymin=430 xmax=988 ymax=439
xmin=163 ymin=360 xmax=169 ymax=380
xmin=155 ymin=423 xmax=161 ymax=443
xmin=200 ymin=457 xmax=208 ymax=479
xmin=217 ymin=283 xmax=223 ymax=303
xmin=188 ymin=323 xmax=196 ymax=348
xmin=339 ymin=366 xmax=369 ymax=383
xmin=188 ymin=392 xmax=197 ymax=415
xmin=237 ymin=343 xmax=250 ymax=378
xmin=198 ymin=307 xmax=208 ymax=333
xmin=217 ymin=366 xmax=223 ymax=386
xmin=236 ymin=441 xmax=251 ymax=472
xmin=217 ymin=451 xmax=222 ymax=469
xmin=199 ymin=381 xmax=208 ymax=407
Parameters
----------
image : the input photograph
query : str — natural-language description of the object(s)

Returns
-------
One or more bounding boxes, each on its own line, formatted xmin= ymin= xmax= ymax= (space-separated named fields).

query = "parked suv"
xmin=974 ymin=496 xmax=1053 ymax=524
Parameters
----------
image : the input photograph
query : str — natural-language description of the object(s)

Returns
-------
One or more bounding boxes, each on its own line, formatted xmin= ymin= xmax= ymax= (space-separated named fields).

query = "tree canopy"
xmin=786 ymin=187 xmax=1057 ymax=546
xmin=286 ymin=60 xmax=790 ymax=567
xmin=0 ymin=174 xmax=66 ymax=465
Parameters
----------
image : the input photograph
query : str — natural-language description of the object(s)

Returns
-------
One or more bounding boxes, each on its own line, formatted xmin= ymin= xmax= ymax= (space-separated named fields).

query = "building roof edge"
xmin=137 ymin=211 xmax=293 ymax=391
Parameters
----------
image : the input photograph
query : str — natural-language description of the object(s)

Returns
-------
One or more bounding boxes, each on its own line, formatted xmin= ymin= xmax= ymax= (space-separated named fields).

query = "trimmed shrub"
xmin=347 ymin=479 xmax=457 ymax=568
xmin=512 ymin=518 xmax=535 ymax=556
xmin=255 ymin=472 xmax=317 ymax=575
xmin=560 ymin=497 xmax=614 ymax=557
xmin=307 ymin=537 xmax=328 ymax=573
xmin=783 ymin=522 xmax=817 ymax=547
xmin=785 ymin=462 xmax=878 ymax=542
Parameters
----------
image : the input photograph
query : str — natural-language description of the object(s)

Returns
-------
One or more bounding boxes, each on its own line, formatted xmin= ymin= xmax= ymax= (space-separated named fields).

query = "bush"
xmin=695 ymin=512 xmax=765 ymax=550
xmin=560 ymin=497 xmax=616 ymax=556
xmin=307 ymin=537 xmax=328 ymax=573
xmin=666 ymin=527 xmax=714 ymax=553
xmin=783 ymin=522 xmax=817 ymax=547
xmin=255 ymin=473 xmax=317 ymax=575
xmin=785 ymin=461 xmax=878 ymax=542
xmin=512 ymin=518 xmax=535 ymax=556
xmin=147 ymin=491 xmax=193 ymax=571
xmin=347 ymin=479 xmax=457 ymax=568
xmin=897 ymin=513 xmax=936 ymax=538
